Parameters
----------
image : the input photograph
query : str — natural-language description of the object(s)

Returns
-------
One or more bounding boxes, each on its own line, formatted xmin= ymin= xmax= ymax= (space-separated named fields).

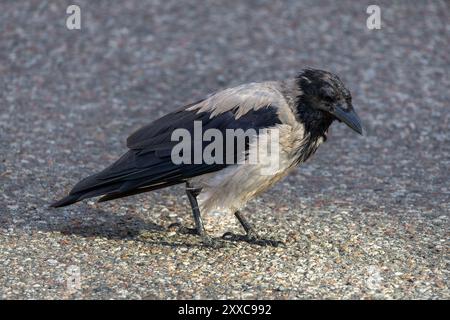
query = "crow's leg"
xmin=168 ymin=183 xmax=221 ymax=248
xmin=168 ymin=183 xmax=202 ymax=235
xmin=222 ymin=211 xmax=283 ymax=247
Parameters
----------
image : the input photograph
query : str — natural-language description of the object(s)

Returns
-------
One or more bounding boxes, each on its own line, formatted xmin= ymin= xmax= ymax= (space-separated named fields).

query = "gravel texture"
xmin=0 ymin=0 xmax=449 ymax=299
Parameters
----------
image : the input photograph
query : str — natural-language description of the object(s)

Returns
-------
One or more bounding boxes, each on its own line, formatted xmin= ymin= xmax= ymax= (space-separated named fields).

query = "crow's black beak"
xmin=332 ymin=105 xmax=363 ymax=135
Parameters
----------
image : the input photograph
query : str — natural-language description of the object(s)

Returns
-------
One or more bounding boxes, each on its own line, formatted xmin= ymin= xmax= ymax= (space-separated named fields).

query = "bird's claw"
xmin=201 ymin=236 xmax=225 ymax=248
xmin=168 ymin=223 xmax=224 ymax=248
xmin=167 ymin=222 xmax=199 ymax=235
xmin=222 ymin=231 xmax=284 ymax=247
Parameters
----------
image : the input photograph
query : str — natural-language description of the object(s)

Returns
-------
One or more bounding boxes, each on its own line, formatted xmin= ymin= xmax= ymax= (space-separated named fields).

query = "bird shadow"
xmin=41 ymin=206 xmax=160 ymax=238
xmin=38 ymin=205 xmax=216 ymax=249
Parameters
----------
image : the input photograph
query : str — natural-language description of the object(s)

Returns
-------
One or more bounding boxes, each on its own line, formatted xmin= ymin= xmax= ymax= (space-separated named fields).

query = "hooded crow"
xmin=52 ymin=68 xmax=363 ymax=247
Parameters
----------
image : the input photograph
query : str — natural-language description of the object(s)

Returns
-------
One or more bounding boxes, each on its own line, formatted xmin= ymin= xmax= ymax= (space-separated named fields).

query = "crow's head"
xmin=296 ymin=68 xmax=363 ymax=135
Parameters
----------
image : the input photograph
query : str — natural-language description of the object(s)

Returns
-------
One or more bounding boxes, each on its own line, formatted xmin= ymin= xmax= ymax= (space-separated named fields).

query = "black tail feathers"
xmin=50 ymin=194 xmax=81 ymax=208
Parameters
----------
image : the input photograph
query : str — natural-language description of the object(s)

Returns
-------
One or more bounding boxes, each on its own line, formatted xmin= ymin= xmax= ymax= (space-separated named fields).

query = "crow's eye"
xmin=319 ymin=86 xmax=336 ymax=101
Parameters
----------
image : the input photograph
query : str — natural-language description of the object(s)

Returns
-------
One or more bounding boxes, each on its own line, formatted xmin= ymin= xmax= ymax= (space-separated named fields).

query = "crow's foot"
xmin=167 ymin=222 xmax=199 ymax=235
xmin=168 ymin=223 xmax=223 ymax=248
xmin=201 ymin=236 xmax=224 ymax=249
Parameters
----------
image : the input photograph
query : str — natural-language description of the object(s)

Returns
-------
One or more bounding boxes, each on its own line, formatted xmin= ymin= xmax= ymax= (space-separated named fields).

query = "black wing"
xmin=51 ymin=104 xmax=281 ymax=207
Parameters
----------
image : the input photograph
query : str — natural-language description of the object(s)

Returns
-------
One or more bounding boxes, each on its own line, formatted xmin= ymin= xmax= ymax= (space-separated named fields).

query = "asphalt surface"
xmin=0 ymin=0 xmax=449 ymax=299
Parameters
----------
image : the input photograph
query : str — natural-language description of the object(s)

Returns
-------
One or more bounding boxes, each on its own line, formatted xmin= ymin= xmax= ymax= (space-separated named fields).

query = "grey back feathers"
xmin=187 ymin=82 xmax=290 ymax=118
